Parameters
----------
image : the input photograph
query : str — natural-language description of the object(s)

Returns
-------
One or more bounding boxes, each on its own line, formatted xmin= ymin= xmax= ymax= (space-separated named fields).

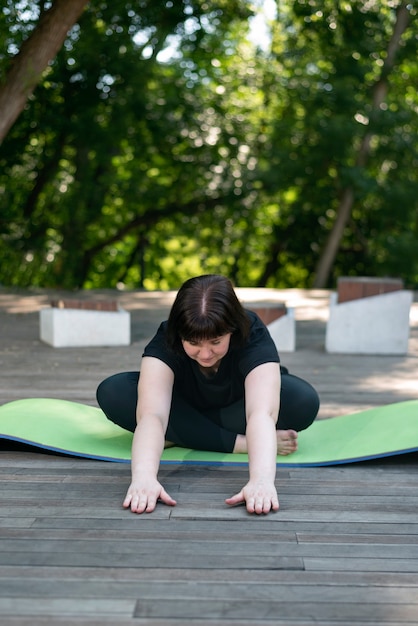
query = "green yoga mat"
xmin=0 ymin=398 xmax=417 ymax=466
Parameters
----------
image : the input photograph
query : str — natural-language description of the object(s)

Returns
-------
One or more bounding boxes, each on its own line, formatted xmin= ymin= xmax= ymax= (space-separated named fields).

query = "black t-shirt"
xmin=142 ymin=310 xmax=280 ymax=411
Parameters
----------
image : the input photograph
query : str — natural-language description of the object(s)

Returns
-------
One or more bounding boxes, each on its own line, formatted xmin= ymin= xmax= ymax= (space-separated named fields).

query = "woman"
xmin=97 ymin=274 xmax=319 ymax=515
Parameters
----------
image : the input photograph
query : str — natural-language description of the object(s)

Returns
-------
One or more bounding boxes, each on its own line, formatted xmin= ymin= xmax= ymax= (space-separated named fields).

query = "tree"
xmin=313 ymin=1 xmax=412 ymax=287
xmin=0 ymin=0 xmax=256 ymax=289
xmin=1 ymin=0 xmax=417 ymax=290
xmin=255 ymin=0 xmax=417 ymax=289
xmin=0 ymin=0 xmax=89 ymax=144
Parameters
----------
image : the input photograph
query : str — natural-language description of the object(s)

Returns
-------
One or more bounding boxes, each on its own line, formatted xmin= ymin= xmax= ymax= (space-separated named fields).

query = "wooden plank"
xmin=304 ymin=558 xmax=418 ymax=573
xmin=0 ymin=551 xmax=304 ymax=570
xmin=56 ymin=500 xmax=418 ymax=522
xmin=133 ymin=598 xmax=418 ymax=621
xmin=4 ymin=474 xmax=418 ymax=494
xmin=1 ymin=538 xmax=417 ymax=562
xmin=2 ymin=615 xmax=415 ymax=626
xmin=0 ymin=518 xmax=35 ymax=529
xmin=171 ymin=507 xmax=418 ymax=523
xmin=297 ymin=532 xmax=418 ymax=545
xmin=4 ymin=488 xmax=418 ymax=509
xmin=0 ymin=598 xmax=134 ymax=618
xmin=0 ymin=538 xmax=302 ymax=557
xmin=337 ymin=276 xmax=403 ymax=303
xmin=0 ymin=527 xmax=298 ymax=543
xmin=174 ymin=492 xmax=418 ymax=508
xmin=0 ymin=505 xmax=171 ymax=519
xmin=2 ymin=579 xmax=418 ymax=604
xmin=1 ymin=566 xmax=418 ymax=586
xmin=29 ymin=517 xmax=418 ymax=535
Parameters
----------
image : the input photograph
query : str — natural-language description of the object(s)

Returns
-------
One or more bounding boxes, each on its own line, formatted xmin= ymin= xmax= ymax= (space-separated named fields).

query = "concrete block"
xmin=267 ymin=308 xmax=296 ymax=353
xmin=325 ymin=290 xmax=412 ymax=355
xmin=40 ymin=306 xmax=131 ymax=347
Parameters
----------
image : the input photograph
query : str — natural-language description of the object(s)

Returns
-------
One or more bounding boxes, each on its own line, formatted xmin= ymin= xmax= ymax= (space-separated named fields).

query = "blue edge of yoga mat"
xmin=0 ymin=398 xmax=418 ymax=467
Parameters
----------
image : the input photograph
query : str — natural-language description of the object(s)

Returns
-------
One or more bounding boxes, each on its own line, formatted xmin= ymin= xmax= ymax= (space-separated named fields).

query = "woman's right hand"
xmin=123 ymin=477 xmax=177 ymax=514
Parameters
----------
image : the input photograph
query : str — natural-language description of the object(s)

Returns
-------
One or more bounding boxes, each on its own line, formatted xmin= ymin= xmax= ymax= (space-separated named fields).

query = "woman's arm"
xmin=123 ymin=356 xmax=177 ymax=514
xmin=225 ymin=362 xmax=281 ymax=514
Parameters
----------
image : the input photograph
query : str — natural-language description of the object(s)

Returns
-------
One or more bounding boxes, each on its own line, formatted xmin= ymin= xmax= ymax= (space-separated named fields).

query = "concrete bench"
xmin=325 ymin=277 xmax=412 ymax=355
xmin=40 ymin=299 xmax=131 ymax=347
xmin=248 ymin=302 xmax=295 ymax=352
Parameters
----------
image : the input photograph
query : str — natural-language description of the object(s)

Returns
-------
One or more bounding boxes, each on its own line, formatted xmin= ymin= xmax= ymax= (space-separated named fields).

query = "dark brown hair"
xmin=166 ymin=275 xmax=250 ymax=353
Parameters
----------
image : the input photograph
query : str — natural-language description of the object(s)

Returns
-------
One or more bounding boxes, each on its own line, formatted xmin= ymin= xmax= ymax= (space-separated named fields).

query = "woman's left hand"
xmin=225 ymin=480 xmax=279 ymax=514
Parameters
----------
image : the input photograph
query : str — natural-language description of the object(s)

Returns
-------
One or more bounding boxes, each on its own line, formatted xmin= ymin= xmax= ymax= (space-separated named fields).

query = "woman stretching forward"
xmin=97 ymin=274 xmax=319 ymax=515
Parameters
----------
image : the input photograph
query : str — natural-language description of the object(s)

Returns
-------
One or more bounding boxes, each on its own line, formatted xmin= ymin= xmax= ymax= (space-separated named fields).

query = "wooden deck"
xmin=1 ymin=287 xmax=418 ymax=625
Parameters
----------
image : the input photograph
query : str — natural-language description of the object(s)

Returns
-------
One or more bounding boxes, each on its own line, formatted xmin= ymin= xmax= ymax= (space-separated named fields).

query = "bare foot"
xmin=276 ymin=429 xmax=298 ymax=455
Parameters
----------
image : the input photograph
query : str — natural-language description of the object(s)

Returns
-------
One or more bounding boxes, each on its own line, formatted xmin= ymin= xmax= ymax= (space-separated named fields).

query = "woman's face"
xmin=181 ymin=333 xmax=232 ymax=369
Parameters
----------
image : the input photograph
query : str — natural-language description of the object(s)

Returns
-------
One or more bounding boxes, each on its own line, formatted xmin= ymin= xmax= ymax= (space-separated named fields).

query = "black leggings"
xmin=96 ymin=369 xmax=320 ymax=454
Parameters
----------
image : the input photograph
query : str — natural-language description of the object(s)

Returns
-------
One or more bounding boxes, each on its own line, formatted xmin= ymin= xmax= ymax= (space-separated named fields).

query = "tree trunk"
xmin=0 ymin=0 xmax=89 ymax=144
xmin=312 ymin=2 xmax=411 ymax=288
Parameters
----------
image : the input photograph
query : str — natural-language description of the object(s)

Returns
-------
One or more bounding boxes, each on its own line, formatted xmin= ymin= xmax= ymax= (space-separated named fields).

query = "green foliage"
xmin=0 ymin=0 xmax=417 ymax=290
xmin=258 ymin=0 xmax=418 ymax=287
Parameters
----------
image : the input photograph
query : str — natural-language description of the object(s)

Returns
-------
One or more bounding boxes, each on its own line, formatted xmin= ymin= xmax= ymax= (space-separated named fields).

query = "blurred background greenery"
xmin=0 ymin=0 xmax=416 ymax=291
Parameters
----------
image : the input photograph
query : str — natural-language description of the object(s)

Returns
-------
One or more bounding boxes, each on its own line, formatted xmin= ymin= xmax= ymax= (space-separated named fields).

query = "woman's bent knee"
xmin=279 ymin=374 xmax=320 ymax=432
xmin=96 ymin=372 xmax=139 ymax=433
